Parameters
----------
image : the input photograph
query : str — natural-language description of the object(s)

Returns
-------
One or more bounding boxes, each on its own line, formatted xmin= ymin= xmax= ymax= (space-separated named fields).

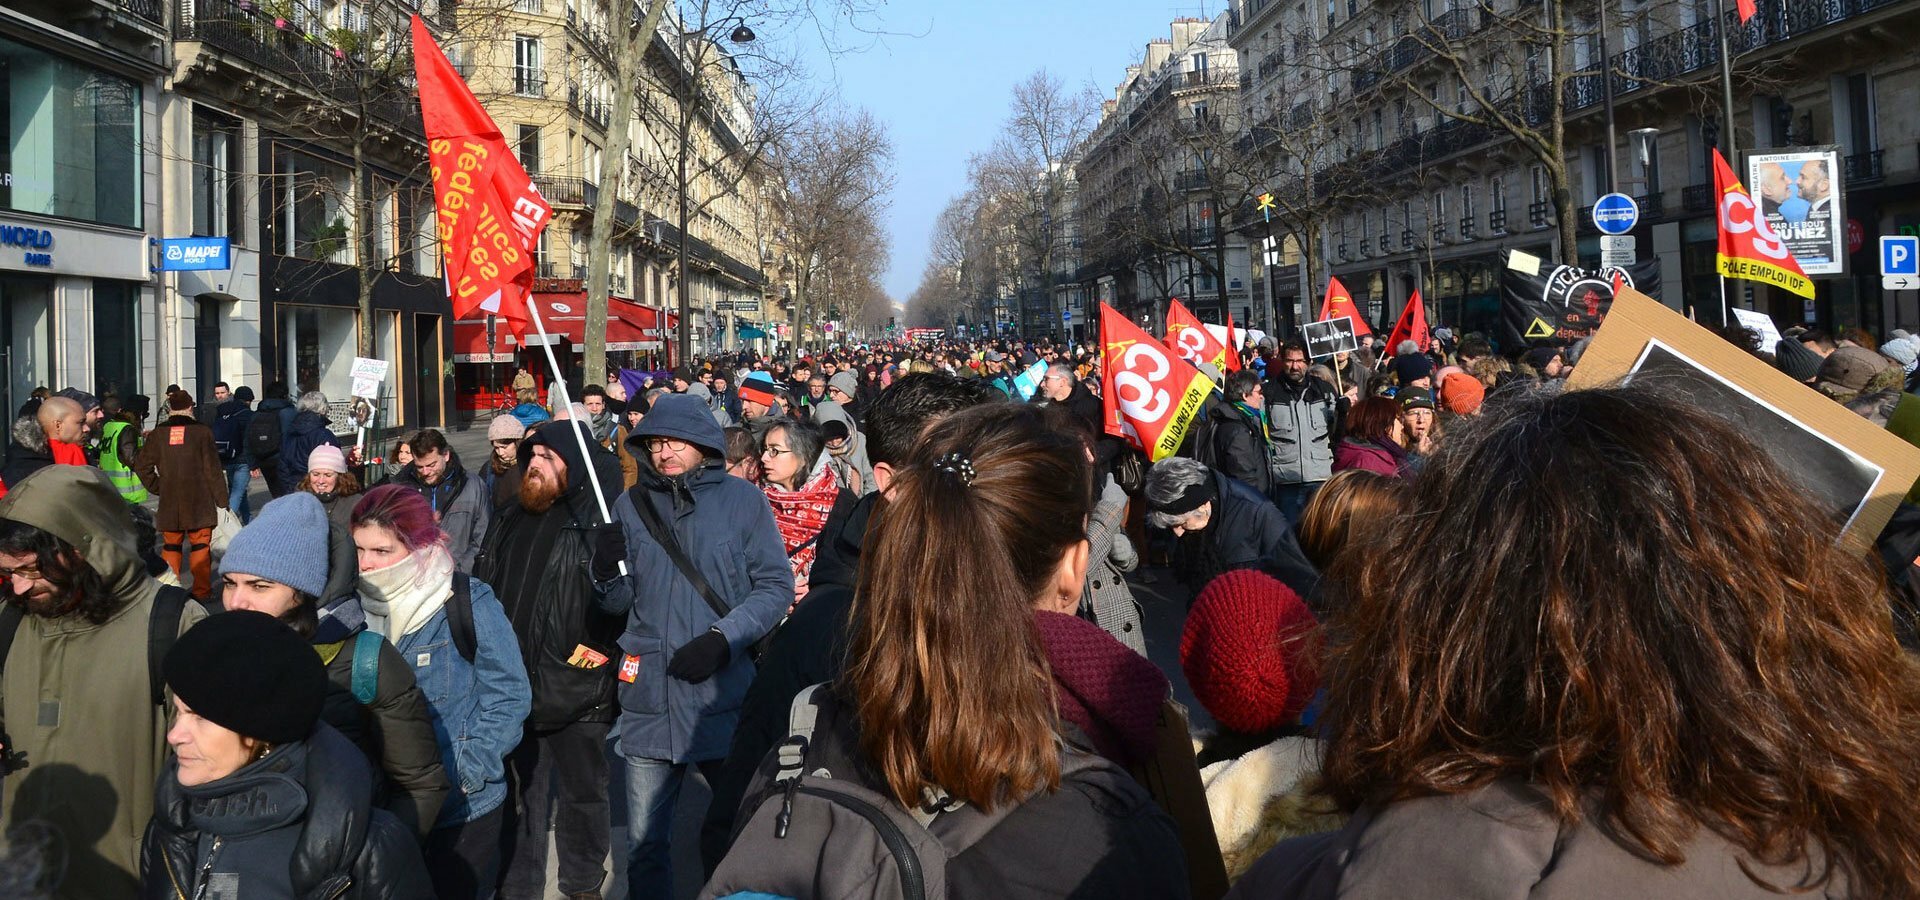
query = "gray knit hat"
xmin=220 ymin=493 xmax=332 ymax=598
xmin=828 ymin=370 xmax=859 ymax=400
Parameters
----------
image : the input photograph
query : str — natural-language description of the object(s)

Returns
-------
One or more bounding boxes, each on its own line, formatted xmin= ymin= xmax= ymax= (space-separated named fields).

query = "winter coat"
xmin=1226 ymin=780 xmax=1849 ymax=899
xmin=595 ymin=396 xmax=792 ymax=763
xmin=1264 ymin=373 xmax=1340 ymax=486
xmin=1208 ymin=470 xmax=1322 ymax=602
xmin=508 ymin=402 xmax=551 ymax=429
xmin=612 ymin=424 xmax=641 ymax=489
xmin=314 ymin=490 xmax=361 ymax=532
xmin=1209 ymin=401 xmax=1275 ymax=497
xmin=141 ymin=723 xmax=434 ymax=900
xmin=2 ymin=429 xmax=55 ymax=490
xmin=369 ymin=572 xmax=530 ymax=829
xmin=475 ymin=420 xmax=628 ymax=730
xmin=1199 ymin=735 xmax=1336 ymax=880
xmin=276 ymin=409 xmax=340 ymax=497
xmin=134 ymin=415 xmax=228 ymax=532
xmin=1084 ymin=475 xmax=1144 ymax=654
xmin=388 ymin=454 xmax=490 ymax=572
xmin=1332 ymin=438 xmax=1407 ymax=477
xmin=811 ymin=402 xmax=875 ymax=497
xmin=0 ymin=465 xmax=210 ymax=900
xmin=211 ymin=397 xmax=255 ymax=465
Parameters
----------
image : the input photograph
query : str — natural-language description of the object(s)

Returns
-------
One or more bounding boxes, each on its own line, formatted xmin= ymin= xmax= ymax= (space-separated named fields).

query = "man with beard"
xmin=0 ymin=466 xmax=209 ymax=899
xmin=388 ymin=429 xmax=490 ymax=570
xmin=476 ymin=420 xmax=625 ymax=900
xmin=1265 ymin=338 xmax=1341 ymax=523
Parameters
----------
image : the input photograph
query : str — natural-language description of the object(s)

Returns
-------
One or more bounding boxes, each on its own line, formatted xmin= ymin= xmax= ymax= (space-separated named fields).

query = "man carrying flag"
xmin=1713 ymin=148 xmax=1814 ymax=312
xmin=1385 ymin=289 xmax=1431 ymax=358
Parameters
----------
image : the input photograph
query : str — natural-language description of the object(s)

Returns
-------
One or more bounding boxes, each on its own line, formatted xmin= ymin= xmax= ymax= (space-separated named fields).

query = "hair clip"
xmin=934 ymin=451 xmax=976 ymax=487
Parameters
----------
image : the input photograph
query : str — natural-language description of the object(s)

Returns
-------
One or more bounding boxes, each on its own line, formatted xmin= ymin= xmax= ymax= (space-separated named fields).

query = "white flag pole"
xmin=525 ymin=297 xmax=627 ymax=575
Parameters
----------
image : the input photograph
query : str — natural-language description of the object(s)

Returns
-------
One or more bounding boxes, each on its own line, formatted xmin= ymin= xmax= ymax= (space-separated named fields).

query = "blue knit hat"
xmin=220 ymin=493 xmax=331 ymax=598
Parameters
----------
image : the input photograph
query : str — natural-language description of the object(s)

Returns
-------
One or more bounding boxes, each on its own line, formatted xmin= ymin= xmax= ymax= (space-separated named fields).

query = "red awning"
xmin=452 ymin=319 xmax=514 ymax=363
xmin=609 ymin=300 xmax=663 ymax=351
xmin=519 ymin=293 xmax=587 ymax=348
xmin=456 ymin=295 xmax=665 ymax=357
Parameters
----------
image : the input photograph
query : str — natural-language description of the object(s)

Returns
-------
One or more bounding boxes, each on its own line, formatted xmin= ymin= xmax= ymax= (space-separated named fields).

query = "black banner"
xmin=1499 ymin=251 xmax=1661 ymax=349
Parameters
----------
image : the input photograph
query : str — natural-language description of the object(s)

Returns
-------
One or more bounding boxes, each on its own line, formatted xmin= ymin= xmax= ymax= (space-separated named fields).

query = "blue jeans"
xmin=623 ymin=755 xmax=722 ymax=900
xmin=1271 ymin=480 xmax=1323 ymax=526
xmin=225 ymin=463 xmax=253 ymax=524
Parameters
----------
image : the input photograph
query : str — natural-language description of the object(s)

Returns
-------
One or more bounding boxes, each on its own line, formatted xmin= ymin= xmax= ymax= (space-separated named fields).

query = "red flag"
xmin=1384 ymin=290 xmax=1430 ymax=355
xmin=1735 ymin=0 xmax=1756 ymax=23
xmin=1317 ymin=277 xmax=1373 ymax=337
xmin=1100 ymin=303 xmax=1214 ymax=460
xmin=1221 ymin=308 xmax=1243 ymax=372
xmin=1712 ymin=149 xmax=1812 ymax=299
xmin=1163 ymin=298 xmax=1237 ymax=374
xmin=412 ymin=15 xmax=552 ymax=337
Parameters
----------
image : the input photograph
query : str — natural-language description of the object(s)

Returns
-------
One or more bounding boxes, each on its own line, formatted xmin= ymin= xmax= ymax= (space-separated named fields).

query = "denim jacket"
xmin=391 ymin=577 xmax=531 ymax=828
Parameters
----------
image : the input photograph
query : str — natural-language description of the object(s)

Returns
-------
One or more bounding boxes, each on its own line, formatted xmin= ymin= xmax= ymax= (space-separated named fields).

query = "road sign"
xmin=158 ymin=236 xmax=231 ymax=271
xmin=1885 ymin=236 xmax=1919 ymax=290
xmin=1062 ymin=308 xmax=1071 ymax=322
xmin=1600 ymin=234 xmax=1638 ymax=268
xmin=1592 ymin=193 xmax=1638 ymax=235
xmin=1302 ymin=316 xmax=1359 ymax=359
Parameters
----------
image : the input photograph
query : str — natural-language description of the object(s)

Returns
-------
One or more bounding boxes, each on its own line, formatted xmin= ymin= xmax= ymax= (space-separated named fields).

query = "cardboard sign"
xmin=350 ymin=357 xmax=391 ymax=401
xmin=1566 ymin=285 xmax=1920 ymax=548
xmin=1303 ymin=317 xmax=1359 ymax=359
xmin=1729 ymin=307 xmax=1783 ymax=352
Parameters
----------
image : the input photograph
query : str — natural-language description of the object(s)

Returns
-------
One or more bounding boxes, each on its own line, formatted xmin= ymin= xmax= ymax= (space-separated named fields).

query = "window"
xmin=514 ymin=0 xmax=541 ymax=11
xmin=408 ymin=188 xmax=439 ymax=275
xmin=1531 ymin=165 xmax=1549 ymax=206
xmin=368 ymin=177 xmax=398 ymax=269
xmin=1432 ymin=191 xmax=1447 ymax=224
xmin=1327 ymin=0 xmax=1337 ymax=27
xmin=1491 ymin=176 xmax=1507 ymax=213
xmin=514 ymin=36 xmax=544 ymax=96
xmin=0 ymin=36 xmax=142 ymax=228
xmin=517 ymin=124 xmax=541 ymax=174
xmin=275 ymin=147 xmax=353 ymax=264
xmin=1371 ymin=109 xmax=1384 ymax=149
xmin=1192 ymin=53 xmax=1209 ymax=73
xmin=1841 ymin=73 xmax=1877 ymax=154
xmin=93 ymin=281 xmax=139 ymax=399
xmin=1460 ymin=184 xmax=1474 ymax=219
xmin=192 ymin=111 xmax=241 ymax=240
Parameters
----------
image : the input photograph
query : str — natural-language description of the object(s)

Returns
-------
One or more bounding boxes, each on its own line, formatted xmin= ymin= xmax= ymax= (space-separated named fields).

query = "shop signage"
xmin=159 ymin=236 xmax=231 ymax=271
xmin=1 ymin=224 xmax=53 ymax=267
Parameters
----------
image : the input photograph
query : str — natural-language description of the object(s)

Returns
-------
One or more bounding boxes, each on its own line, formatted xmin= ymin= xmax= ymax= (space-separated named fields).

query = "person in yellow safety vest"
xmin=100 ymin=394 xmax=152 ymax=504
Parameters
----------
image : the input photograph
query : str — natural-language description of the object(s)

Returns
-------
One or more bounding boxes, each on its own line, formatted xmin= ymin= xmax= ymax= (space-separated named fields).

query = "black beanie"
xmin=164 ymin=610 xmax=327 ymax=745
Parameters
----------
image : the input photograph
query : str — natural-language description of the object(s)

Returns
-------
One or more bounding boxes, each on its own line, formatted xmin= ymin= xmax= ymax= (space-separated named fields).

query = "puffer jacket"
xmin=596 ymin=394 xmax=792 ymax=763
xmin=475 ymin=420 xmax=627 ymax=729
xmin=141 ymin=723 xmax=434 ymax=900
xmin=275 ymin=409 xmax=340 ymax=496
xmin=388 ymin=454 xmax=490 ymax=571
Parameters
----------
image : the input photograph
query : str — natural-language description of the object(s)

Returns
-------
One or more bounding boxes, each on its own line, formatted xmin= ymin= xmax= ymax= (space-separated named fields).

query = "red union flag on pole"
xmin=1318 ymin=276 xmax=1373 ymax=337
xmin=1384 ymin=289 xmax=1430 ymax=354
xmin=1713 ymin=149 xmax=1813 ymax=299
xmin=1163 ymin=298 xmax=1238 ymax=373
xmin=412 ymin=15 xmax=552 ymax=337
xmin=1100 ymin=303 xmax=1214 ymax=460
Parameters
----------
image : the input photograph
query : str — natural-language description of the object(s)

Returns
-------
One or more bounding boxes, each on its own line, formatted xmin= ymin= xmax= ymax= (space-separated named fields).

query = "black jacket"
xmin=700 ymin=490 xmax=873 ymax=872
xmin=276 ymin=409 xmax=339 ymax=495
xmin=1206 ymin=470 xmax=1321 ymax=601
xmin=475 ymin=420 xmax=627 ymax=728
xmin=141 ymin=723 xmax=434 ymax=900
xmin=1207 ymin=401 xmax=1273 ymax=496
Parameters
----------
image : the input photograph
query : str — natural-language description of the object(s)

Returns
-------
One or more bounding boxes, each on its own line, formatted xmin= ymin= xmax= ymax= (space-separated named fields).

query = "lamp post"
xmin=674 ymin=16 xmax=755 ymax=366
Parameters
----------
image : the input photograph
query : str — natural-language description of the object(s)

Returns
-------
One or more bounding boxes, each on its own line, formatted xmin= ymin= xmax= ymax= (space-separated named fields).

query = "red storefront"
xmin=453 ymin=293 xmax=669 ymax=413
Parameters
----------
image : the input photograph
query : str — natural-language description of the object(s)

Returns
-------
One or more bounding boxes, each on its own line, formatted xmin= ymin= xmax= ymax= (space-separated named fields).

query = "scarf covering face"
xmin=761 ymin=462 xmax=839 ymax=608
xmin=356 ymin=544 xmax=455 ymax=642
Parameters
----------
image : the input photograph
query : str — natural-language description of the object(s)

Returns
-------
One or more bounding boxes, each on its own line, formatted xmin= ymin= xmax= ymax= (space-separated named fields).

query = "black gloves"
xmin=667 ymin=629 xmax=732 ymax=683
xmin=590 ymin=526 xmax=627 ymax=582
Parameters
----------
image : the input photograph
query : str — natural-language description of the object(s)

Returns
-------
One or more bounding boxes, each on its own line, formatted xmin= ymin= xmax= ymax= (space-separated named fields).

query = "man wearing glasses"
xmin=589 ymin=394 xmax=790 ymax=900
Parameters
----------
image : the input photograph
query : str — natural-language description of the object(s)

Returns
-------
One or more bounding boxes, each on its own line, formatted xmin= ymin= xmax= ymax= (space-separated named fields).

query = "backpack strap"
xmin=627 ymin=484 xmax=734 ymax=623
xmin=448 ymin=573 xmax=478 ymax=664
xmin=350 ymin=630 xmax=383 ymax=704
xmin=148 ymin=586 xmax=192 ymax=707
xmin=774 ymin=683 xmax=825 ymax=783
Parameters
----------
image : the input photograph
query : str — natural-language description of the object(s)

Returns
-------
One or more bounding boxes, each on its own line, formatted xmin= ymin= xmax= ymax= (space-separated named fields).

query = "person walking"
xmin=211 ymin=385 xmax=257 ymax=523
xmin=134 ymin=390 xmax=228 ymax=600
xmin=387 ymin=430 xmax=490 ymax=571
xmin=1264 ymin=338 xmax=1340 ymax=523
xmin=98 ymin=394 xmax=150 ymax=505
xmin=143 ymin=610 xmax=434 ymax=899
xmin=275 ymin=391 xmax=340 ymax=498
xmin=590 ymin=393 xmax=791 ymax=900
xmin=1206 ymin=369 xmax=1275 ymax=497
xmin=351 ymin=485 xmax=530 ymax=897
xmin=475 ymin=420 xmax=627 ymax=900
xmin=0 ymin=465 xmax=210 ymax=899
xmin=250 ymin=382 xmax=300 ymax=498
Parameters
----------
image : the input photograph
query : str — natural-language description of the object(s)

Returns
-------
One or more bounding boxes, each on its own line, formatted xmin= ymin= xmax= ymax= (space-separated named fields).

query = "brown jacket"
xmin=1226 ymin=780 xmax=1848 ymax=899
xmin=134 ymin=415 xmax=228 ymax=531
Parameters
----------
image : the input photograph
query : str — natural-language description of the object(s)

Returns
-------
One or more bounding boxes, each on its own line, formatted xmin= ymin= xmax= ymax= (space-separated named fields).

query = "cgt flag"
xmin=1100 ymin=303 xmax=1214 ymax=461
xmin=1318 ymin=277 xmax=1373 ymax=337
xmin=1164 ymin=298 xmax=1239 ymax=373
xmin=1713 ymin=149 xmax=1813 ymax=299
xmin=1384 ymin=289 xmax=1430 ymax=354
xmin=412 ymin=15 xmax=552 ymax=337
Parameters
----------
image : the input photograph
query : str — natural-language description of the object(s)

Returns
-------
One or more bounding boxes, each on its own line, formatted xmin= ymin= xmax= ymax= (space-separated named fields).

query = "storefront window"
xmin=93 ymin=280 xmax=139 ymax=399
xmin=1 ymin=276 xmax=53 ymax=417
xmin=0 ymin=37 xmax=142 ymax=228
xmin=284 ymin=305 xmax=357 ymax=400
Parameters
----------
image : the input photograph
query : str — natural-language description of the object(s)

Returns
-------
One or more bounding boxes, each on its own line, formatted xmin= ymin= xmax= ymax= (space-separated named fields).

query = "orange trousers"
xmin=161 ymin=527 xmax=215 ymax=600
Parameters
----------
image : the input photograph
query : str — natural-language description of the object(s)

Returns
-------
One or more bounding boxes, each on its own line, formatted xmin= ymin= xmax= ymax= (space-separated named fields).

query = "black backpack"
xmin=245 ymin=409 xmax=284 ymax=461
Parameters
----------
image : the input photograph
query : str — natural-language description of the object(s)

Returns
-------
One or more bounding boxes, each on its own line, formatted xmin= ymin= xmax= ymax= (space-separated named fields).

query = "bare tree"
xmin=773 ymin=109 xmax=895 ymax=351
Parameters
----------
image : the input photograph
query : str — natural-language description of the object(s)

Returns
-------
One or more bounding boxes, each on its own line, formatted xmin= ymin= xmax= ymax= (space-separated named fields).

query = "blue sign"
xmin=1592 ymin=193 xmax=1638 ymax=235
xmin=159 ymin=236 xmax=231 ymax=271
xmin=1063 ymin=308 xmax=1072 ymax=322
xmin=1883 ymin=236 xmax=1919 ymax=276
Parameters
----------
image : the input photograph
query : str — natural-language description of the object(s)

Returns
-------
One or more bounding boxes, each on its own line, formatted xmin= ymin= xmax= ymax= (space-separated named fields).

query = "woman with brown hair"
xmin=1231 ymin=384 xmax=1920 ymax=898
xmin=1330 ymin=397 xmax=1408 ymax=477
xmin=1295 ymin=469 xmax=1406 ymax=574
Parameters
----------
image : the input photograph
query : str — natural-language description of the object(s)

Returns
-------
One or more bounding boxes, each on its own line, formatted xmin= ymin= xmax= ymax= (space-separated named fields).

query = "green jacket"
xmin=0 ymin=466 xmax=206 ymax=899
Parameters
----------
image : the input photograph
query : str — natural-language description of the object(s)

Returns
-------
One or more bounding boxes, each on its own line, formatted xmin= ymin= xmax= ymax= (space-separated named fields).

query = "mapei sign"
xmin=0 ymin=224 xmax=53 ymax=267
xmin=159 ymin=236 xmax=232 ymax=271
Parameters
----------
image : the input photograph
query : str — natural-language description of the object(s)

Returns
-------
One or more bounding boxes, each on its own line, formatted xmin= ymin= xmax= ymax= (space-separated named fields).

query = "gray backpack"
xmin=701 ymin=684 xmax=1120 ymax=900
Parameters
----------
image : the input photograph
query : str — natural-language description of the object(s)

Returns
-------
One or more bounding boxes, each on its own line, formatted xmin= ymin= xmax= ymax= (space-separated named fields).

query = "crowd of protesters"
xmin=0 ymin=315 xmax=1919 ymax=900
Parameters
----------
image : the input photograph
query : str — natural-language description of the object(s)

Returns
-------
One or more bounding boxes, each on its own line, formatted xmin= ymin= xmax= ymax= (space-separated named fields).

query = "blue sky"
xmin=790 ymin=0 xmax=1230 ymax=303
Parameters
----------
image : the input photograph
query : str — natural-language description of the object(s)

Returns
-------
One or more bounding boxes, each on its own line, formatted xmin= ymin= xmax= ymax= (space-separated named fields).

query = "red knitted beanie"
xmin=1181 ymin=568 xmax=1320 ymax=734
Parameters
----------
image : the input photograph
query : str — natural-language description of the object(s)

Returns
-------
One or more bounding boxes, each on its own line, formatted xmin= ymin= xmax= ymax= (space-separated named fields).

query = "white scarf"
xmin=356 ymin=545 xmax=455 ymax=643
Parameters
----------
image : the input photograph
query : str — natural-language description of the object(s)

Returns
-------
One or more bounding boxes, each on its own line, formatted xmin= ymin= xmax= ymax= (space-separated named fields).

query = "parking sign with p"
xmin=1885 ymin=236 xmax=1920 ymax=290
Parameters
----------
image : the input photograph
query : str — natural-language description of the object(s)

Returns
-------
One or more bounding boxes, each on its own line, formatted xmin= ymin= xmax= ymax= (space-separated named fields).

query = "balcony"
xmin=122 ymin=0 xmax=165 ymax=25
xmin=1431 ymin=224 xmax=1451 ymax=244
xmin=1174 ymin=170 xmax=1211 ymax=191
xmin=1359 ymin=238 xmax=1371 ymax=257
xmin=565 ymin=5 xmax=614 ymax=63
xmin=1178 ymin=69 xmax=1234 ymax=90
xmin=1682 ymin=183 xmax=1714 ymax=212
xmin=1488 ymin=209 xmax=1507 ymax=233
xmin=514 ymin=69 xmax=546 ymax=98
xmin=1845 ymin=149 xmax=1884 ymax=185
xmin=1378 ymin=233 xmax=1392 ymax=254
xmin=1636 ymin=191 xmax=1664 ymax=217
xmin=1401 ymin=229 xmax=1417 ymax=251
xmin=175 ymin=0 xmax=421 ymax=128
xmin=1577 ymin=205 xmax=1599 ymax=235
xmin=568 ymin=81 xmax=611 ymax=130
xmin=1528 ymin=201 xmax=1551 ymax=229
xmin=1182 ymin=228 xmax=1220 ymax=247
xmin=533 ymin=175 xmax=598 ymax=207
xmin=1459 ymin=215 xmax=1477 ymax=239
xmin=1338 ymin=243 xmax=1351 ymax=261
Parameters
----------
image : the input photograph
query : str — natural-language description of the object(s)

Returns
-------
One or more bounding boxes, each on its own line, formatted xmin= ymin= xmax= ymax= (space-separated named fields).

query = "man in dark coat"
xmin=1143 ymin=456 xmax=1320 ymax=605
xmin=252 ymin=382 xmax=300 ymax=498
xmin=477 ymin=420 xmax=626 ymax=899
xmin=133 ymin=391 xmax=228 ymax=599
xmin=1207 ymin=369 xmax=1274 ymax=496
xmin=274 ymin=391 xmax=339 ymax=498
xmin=699 ymin=372 xmax=1003 ymax=872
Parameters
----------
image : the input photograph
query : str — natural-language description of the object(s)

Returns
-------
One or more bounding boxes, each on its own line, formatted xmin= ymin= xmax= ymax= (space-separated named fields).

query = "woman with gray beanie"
xmin=142 ymin=610 xmax=434 ymax=898
xmin=218 ymin=492 xmax=449 ymax=836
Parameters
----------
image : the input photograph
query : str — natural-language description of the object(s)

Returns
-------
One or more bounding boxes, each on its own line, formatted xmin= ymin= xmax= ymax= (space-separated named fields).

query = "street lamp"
xmin=674 ymin=17 xmax=756 ymax=365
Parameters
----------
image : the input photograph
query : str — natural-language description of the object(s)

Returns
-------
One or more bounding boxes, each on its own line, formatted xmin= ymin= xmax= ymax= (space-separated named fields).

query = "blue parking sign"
xmin=1883 ymin=236 xmax=1919 ymax=276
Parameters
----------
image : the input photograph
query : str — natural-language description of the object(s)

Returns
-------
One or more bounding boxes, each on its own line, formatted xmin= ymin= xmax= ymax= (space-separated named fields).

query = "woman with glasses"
xmin=756 ymin=418 xmax=852 ymax=611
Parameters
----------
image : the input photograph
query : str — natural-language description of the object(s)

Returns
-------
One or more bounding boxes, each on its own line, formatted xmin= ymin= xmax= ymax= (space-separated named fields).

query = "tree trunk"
xmin=586 ymin=0 xmax=669 ymax=388
xmin=353 ymin=144 xmax=375 ymax=359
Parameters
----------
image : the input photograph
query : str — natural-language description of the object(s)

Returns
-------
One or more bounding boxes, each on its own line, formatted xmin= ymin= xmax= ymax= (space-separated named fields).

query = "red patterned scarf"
xmin=762 ymin=463 xmax=840 ymax=608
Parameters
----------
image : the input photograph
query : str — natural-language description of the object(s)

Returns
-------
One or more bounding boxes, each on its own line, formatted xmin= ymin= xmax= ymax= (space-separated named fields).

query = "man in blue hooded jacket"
xmin=589 ymin=393 xmax=790 ymax=900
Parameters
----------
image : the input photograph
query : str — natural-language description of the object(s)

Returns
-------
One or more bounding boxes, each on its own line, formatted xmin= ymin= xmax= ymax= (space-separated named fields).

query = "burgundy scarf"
xmin=1034 ymin=610 xmax=1169 ymax=767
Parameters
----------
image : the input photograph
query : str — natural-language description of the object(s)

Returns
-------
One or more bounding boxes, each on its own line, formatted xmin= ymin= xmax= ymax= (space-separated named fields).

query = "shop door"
xmin=413 ymin=314 xmax=442 ymax=428
xmin=195 ymin=298 xmax=223 ymax=400
xmin=2 ymin=277 xmax=53 ymax=420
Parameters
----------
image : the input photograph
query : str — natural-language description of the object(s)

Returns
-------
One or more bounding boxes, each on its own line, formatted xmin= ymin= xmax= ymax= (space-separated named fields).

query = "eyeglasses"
xmin=0 ymin=563 xmax=42 ymax=581
xmin=643 ymin=437 xmax=691 ymax=453
xmin=761 ymin=444 xmax=793 ymax=458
